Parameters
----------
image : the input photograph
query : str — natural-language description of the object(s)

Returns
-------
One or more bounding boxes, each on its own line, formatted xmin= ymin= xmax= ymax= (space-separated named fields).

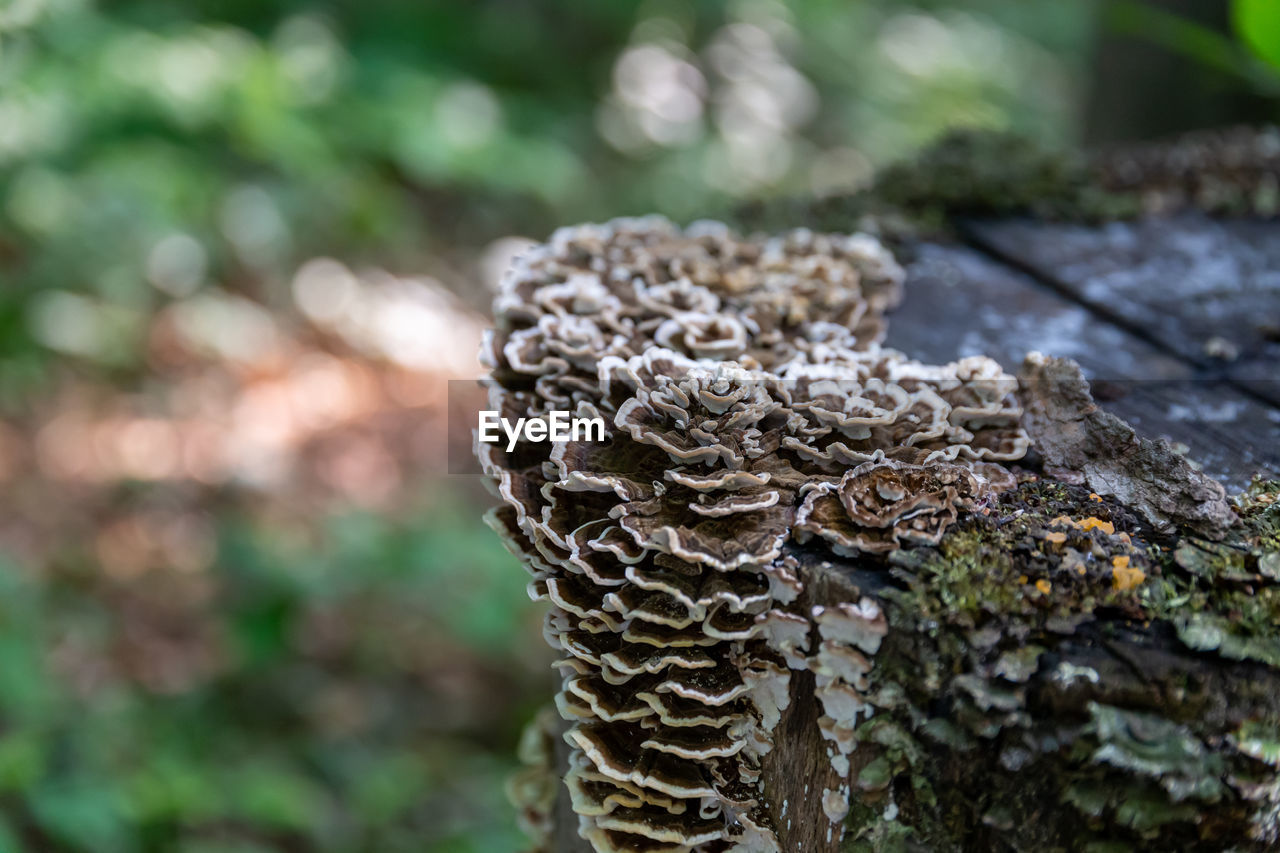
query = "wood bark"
xmin=538 ymin=187 xmax=1280 ymax=853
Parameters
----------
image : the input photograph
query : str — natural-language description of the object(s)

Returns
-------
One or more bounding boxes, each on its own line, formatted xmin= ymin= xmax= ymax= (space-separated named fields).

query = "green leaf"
xmin=1234 ymin=0 xmax=1280 ymax=70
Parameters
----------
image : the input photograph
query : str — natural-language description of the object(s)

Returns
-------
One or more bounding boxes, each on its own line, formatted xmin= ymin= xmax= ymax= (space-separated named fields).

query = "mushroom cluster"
xmin=478 ymin=218 xmax=1029 ymax=851
xmin=795 ymin=460 xmax=996 ymax=556
xmin=810 ymin=599 xmax=889 ymax=824
xmin=482 ymin=216 xmax=904 ymax=409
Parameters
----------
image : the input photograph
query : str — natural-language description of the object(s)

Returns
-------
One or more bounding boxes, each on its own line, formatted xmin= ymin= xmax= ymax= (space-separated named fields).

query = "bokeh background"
xmin=1 ymin=1 xmax=1278 ymax=851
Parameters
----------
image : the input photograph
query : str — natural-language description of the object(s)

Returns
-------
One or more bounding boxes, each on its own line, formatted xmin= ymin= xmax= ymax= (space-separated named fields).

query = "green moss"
xmin=883 ymin=479 xmax=1150 ymax=633
xmin=1111 ymin=783 xmax=1200 ymax=833
xmin=737 ymin=127 xmax=1280 ymax=239
xmin=1135 ymin=481 xmax=1280 ymax=669
xmin=882 ymin=477 xmax=1280 ymax=663
xmin=735 ymin=129 xmax=1141 ymax=238
xmin=835 ymin=479 xmax=1280 ymax=851
xmin=868 ymin=131 xmax=1127 ymax=226
xmin=1234 ymin=719 xmax=1280 ymax=766
xmin=841 ymin=807 xmax=919 ymax=853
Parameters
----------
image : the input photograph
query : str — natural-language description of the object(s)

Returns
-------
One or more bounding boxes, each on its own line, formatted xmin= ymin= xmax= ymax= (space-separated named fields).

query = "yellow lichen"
xmin=1047 ymin=515 xmax=1116 ymax=536
xmin=1078 ymin=517 xmax=1115 ymax=535
xmin=1111 ymin=557 xmax=1146 ymax=592
xmin=1044 ymin=531 xmax=1067 ymax=544
xmin=1035 ymin=578 xmax=1052 ymax=595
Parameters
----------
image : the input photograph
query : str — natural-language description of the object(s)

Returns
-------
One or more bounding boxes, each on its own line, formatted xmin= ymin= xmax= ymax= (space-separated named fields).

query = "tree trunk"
xmin=545 ymin=466 xmax=1280 ymax=851
xmin=497 ymin=137 xmax=1280 ymax=851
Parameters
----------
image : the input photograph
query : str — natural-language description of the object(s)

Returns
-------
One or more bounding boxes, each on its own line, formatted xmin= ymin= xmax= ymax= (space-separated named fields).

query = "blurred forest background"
xmin=0 ymin=1 xmax=1277 ymax=851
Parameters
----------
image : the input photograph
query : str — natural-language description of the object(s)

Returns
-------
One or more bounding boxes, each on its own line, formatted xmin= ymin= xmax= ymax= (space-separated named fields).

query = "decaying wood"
xmin=783 ymin=502 xmax=1280 ymax=852
xmin=755 ymin=561 xmax=867 ymax=852
xmin=495 ymin=171 xmax=1280 ymax=851
xmin=544 ymin=453 xmax=1280 ymax=851
xmin=965 ymin=214 xmax=1280 ymax=407
xmin=1017 ymin=352 xmax=1236 ymax=539
xmin=884 ymin=242 xmax=1280 ymax=493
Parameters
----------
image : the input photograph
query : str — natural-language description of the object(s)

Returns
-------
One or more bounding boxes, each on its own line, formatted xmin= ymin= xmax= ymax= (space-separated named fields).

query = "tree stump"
xmin=485 ymin=134 xmax=1280 ymax=852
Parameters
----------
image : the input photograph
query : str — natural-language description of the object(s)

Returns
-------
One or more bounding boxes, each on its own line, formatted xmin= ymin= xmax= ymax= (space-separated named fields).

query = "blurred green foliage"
xmin=0 ymin=1 xmax=1103 ymax=851
xmin=1106 ymin=0 xmax=1280 ymax=98
xmin=0 ymin=0 xmax=1090 ymax=401
xmin=1234 ymin=0 xmax=1280 ymax=72
xmin=0 ymin=502 xmax=543 ymax=852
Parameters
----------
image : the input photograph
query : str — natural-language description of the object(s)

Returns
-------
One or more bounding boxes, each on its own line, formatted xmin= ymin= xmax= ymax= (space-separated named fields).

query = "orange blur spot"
xmin=1112 ymin=564 xmax=1146 ymax=592
xmin=1078 ymin=517 xmax=1115 ymax=535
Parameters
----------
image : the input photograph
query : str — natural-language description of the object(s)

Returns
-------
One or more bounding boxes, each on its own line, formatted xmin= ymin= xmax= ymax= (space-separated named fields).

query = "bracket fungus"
xmin=478 ymin=218 xmax=1029 ymax=852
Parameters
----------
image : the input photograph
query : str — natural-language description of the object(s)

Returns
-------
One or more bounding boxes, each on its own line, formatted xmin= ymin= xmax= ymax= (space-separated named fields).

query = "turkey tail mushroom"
xmin=479 ymin=218 xmax=1029 ymax=852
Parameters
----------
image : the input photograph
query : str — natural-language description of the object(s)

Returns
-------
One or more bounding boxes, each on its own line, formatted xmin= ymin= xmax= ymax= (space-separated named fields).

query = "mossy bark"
xmin=756 ymin=360 xmax=1280 ymax=851
xmin=797 ymin=475 xmax=1280 ymax=852
xmin=537 ymin=129 xmax=1280 ymax=851
xmin=541 ymin=474 xmax=1280 ymax=851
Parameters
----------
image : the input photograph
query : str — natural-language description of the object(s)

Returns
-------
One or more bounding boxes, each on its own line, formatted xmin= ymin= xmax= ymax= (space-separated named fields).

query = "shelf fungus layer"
xmin=478 ymin=219 xmax=1029 ymax=852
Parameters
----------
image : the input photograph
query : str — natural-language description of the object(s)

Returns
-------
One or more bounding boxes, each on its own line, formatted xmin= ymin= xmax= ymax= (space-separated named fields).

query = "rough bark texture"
xmin=812 ymin=473 xmax=1280 ymax=851
xmin=756 ymin=560 xmax=868 ymax=851
xmin=522 ymin=130 xmax=1280 ymax=851
xmin=1017 ymin=353 xmax=1236 ymax=539
xmin=542 ymin=468 xmax=1280 ymax=851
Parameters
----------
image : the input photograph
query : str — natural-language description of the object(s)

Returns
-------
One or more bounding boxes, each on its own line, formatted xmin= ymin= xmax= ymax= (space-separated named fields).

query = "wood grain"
xmin=885 ymin=240 xmax=1280 ymax=491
